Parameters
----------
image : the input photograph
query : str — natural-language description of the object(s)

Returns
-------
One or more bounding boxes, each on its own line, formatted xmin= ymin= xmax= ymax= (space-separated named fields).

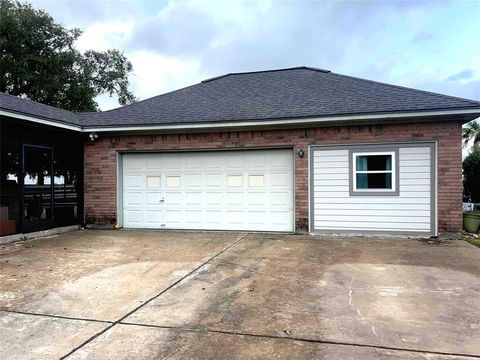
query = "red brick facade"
xmin=84 ymin=120 xmax=463 ymax=233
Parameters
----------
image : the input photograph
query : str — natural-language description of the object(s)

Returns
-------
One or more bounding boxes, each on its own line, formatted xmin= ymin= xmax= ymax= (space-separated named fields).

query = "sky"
xmin=29 ymin=0 xmax=480 ymax=111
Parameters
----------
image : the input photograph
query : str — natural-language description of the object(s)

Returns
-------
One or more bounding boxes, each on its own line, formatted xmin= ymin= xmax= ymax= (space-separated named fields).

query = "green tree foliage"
xmin=463 ymin=145 xmax=480 ymax=203
xmin=462 ymin=120 xmax=480 ymax=148
xmin=0 ymin=0 xmax=135 ymax=111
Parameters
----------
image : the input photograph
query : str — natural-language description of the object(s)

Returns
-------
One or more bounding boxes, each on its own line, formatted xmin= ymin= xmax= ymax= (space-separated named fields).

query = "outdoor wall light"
xmin=89 ymin=132 xmax=99 ymax=142
xmin=298 ymin=149 xmax=305 ymax=158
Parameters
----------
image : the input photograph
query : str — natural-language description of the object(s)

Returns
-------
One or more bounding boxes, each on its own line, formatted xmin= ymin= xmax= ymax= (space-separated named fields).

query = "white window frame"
xmin=352 ymin=151 xmax=396 ymax=193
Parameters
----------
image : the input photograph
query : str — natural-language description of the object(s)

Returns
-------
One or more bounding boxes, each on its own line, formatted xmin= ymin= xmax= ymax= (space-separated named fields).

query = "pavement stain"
xmin=125 ymin=236 xmax=337 ymax=340
xmin=1 ymin=231 xmax=479 ymax=359
xmin=0 ymin=230 xmax=243 ymax=321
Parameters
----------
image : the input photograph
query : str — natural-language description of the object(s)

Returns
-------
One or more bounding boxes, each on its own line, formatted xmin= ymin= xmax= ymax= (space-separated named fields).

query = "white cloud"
xmin=28 ymin=0 xmax=480 ymax=111
xmin=76 ymin=21 xmax=134 ymax=52
xmin=96 ymin=51 xmax=203 ymax=110
xmin=128 ymin=51 xmax=203 ymax=99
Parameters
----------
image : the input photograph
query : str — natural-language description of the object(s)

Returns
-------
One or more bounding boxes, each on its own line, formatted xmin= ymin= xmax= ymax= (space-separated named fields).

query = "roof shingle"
xmin=1 ymin=66 xmax=479 ymax=129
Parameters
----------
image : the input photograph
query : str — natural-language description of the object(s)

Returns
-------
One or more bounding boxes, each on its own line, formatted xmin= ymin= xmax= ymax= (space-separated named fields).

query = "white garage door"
xmin=122 ymin=149 xmax=294 ymax=231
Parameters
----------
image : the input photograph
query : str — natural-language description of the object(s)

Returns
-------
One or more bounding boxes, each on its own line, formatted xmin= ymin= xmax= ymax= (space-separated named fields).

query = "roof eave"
xmin=1 ymin=107 xmax=479 ymax=134
xmin=0 ymin=109 xmax=82 ymax=131
xmin=83 ymin=108 xmax=480 ymax=134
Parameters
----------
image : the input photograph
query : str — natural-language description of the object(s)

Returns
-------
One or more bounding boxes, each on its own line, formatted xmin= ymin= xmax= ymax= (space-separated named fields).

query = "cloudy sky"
xmin=31 ymin=0 xmax=480 ymax=111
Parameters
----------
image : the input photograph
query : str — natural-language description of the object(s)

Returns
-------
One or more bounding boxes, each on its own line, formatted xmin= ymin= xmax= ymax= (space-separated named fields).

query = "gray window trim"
xmin=348 ymin=147 xmax=400 ymax=196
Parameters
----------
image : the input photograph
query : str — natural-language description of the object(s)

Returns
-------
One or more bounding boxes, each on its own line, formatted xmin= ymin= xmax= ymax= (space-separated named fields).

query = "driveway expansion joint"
xmin=118 ymin=321 xmax=480 ymax=359
xmin=0 ymin=308 xmax=113 ymax=324
xmin=60 ymin=234 xmax=250 ymax=359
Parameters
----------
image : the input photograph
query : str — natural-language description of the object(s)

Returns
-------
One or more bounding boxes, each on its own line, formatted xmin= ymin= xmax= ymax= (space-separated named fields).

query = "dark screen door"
xmin=22 ymin=145 xmax=54 ymax=232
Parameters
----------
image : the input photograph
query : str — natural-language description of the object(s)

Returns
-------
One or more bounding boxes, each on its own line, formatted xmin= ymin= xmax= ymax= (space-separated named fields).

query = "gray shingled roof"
xmin=0 ymin=91 xmax=82 ymax=125
xmin=1 ymin=67 xmax=479 ymax=129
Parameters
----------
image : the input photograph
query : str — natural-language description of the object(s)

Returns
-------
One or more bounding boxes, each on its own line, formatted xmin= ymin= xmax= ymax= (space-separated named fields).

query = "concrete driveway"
xmin=0 ymin=230 xmax=479 ymax=359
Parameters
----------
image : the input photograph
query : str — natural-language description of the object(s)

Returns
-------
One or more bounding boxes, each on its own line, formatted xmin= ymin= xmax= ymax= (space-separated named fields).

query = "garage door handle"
xmin=159 ymin=198 xmax=165 ymax=202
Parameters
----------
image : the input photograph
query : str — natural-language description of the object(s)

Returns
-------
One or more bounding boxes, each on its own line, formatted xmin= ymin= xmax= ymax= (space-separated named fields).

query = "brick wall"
xmin=84 ymin=120 xmax=463 ymax=233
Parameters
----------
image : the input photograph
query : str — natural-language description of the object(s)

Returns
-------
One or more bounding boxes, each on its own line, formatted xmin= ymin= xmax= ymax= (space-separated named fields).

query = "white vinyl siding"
xmin=122 ymin=149 xmax=294 ymax=232
xmin=311 ymin=145 xmax=434 ymax=234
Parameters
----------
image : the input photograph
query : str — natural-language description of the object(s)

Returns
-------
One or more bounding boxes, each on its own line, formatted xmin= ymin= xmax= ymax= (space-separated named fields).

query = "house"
xmin=1 ymin=66 xmax=479 ymax=238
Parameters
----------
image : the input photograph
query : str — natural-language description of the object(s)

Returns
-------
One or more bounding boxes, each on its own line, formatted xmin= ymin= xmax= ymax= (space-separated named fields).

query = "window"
xmin=248 ymin=175 xmax=264 ymax=187
xmin=146 ymin=176 xmax=161 ymax=188
xmin=166 ymin=176 xmax=180 ymax=188
xmin=352 ymin=151 xmax=397 ymax=195
xmin=227 ymin=175 xmax=242 ymax=187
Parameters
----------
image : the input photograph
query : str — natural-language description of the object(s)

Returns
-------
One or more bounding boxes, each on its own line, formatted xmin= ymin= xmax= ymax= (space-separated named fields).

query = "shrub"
xmin=463 ymin=146 xmax=480 ymax=203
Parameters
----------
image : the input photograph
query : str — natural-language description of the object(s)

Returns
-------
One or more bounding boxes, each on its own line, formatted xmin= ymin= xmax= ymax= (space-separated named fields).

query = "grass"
xmin=465 ymin=236 xmax=480 ymax=247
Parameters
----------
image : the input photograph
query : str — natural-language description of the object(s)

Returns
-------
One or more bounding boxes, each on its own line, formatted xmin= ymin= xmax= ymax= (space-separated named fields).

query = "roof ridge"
xmin=201 ymin=66 xmax=331 ymax=83
xmin=328 ymin=72 xmax=480 ymax=106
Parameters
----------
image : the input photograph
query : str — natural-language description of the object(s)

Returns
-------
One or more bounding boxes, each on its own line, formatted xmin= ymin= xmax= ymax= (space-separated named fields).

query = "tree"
xmin=0 ymin=0 xmax=135 ymax=112
xmin=462 ymin=120 xmax=480 ymax=148
xmin=463 ymin=146 xmax=480 ymax=203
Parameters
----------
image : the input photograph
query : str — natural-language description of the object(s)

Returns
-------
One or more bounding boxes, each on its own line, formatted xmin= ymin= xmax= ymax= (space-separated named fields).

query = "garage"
xmin=121 ymin=149 xmax=294 ymax=231
xmin=310 ymin=142 xmax=436 ymax=236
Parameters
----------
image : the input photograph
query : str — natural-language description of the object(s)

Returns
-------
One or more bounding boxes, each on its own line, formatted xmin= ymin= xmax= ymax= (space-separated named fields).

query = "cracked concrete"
xmin=0 ymin=230 xmax=479 ymax=359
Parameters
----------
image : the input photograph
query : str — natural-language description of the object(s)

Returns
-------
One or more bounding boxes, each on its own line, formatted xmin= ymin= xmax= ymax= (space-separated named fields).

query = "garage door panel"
xmin=186 ymin=157 xmax=202 ymax=169
xmin=205 ymin=192 xmax=223 ymax=205
xmin=205 ymin=210 xmax=222 ymax=224
xmin=125 ymin=192 xmax=142 ymax=206
xmin=145 ymin=157 xmax=162 ymax=170
xmin=185 ymin=174 xmax=202 ymax=187
xmin=145 ymin=210 xmax=163 ymax=224
xmin=124 ymin=156 xmax=143 ymax=170
xmin=271 ymin=211 xmax=293 ymax=226
xmin=204 ymin=191 xmax=224 ymax=206
xmin=246 ymin=210 xmax=266 ymax=225
xmin=247 ymin=191 xmax=266 ymax=205
xmin=206 ymin=174 xmax=222 ymax=187
xmin=165 ymin=157 xmax=181 ymax=170
xmin=123 ymin=150 xmax=293 ymax=231
xmin=270 ymin=191 xmax=292 ymax=206
xmin=226 ymin=192 xmax=244 ymax=205
xmin=184 ymin=192 xmax=202 ymax=205
xmin=270 ymin=173 xmax=290 ymax=187
xmin=164 ymin=210 xmax=181 ymax=222
xmin=270 ymin=153 xmax=290 ymax=167
xmin=125 ymin=175 xmax=143 ymax=188
xmin=165 ymin=192 xmax=182 ymax=205
xmin=227 ymin=155 xmax=243 ymax=168
xmin=124 ymin=210 xmax=143 ymax=224
xmin=248 ymin=154 xmax=266 ymax=168
xmin=226 ymin=210 xmax=244 ymax=225
xmin=185 ymin=210 xmax=202 ymax=224
xmin=206 ymin=156 xmax=222 ymax=168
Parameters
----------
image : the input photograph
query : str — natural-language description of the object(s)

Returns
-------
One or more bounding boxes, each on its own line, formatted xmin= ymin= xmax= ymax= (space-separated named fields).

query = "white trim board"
xmin=1 ymin=108 xmax=479 ymax=134
xmin=0 ymin=110 xmax=81 ymax=131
